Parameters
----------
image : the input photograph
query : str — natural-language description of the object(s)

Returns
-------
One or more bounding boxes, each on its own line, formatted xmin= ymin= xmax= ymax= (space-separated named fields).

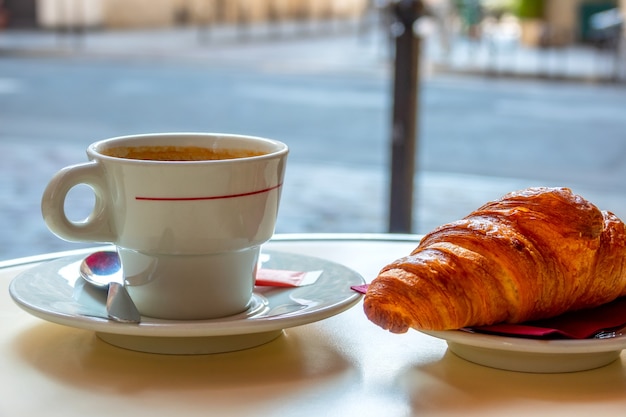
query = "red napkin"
xmin=350 ymin=284 xmax=626 ymax=340
xmin=468 ymin=297 xmax=626 ymax=339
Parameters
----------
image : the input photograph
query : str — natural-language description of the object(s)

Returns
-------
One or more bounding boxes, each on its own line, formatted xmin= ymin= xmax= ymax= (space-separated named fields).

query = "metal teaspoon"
xmin=594 ymin=325 xmax=626 ymax=339
xmin=79 ymin=251 xmax=141 ymax=323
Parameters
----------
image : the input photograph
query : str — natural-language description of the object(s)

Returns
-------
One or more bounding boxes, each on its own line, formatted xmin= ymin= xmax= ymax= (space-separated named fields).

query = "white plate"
xmin=422 ymin=329 xmax=626 ymax=373
xmin=9 ymin=250 xmax=365 ymax=355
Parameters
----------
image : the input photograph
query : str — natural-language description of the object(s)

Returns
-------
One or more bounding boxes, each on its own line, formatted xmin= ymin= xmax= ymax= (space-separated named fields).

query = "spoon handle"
xmin=107 ymin=282 xmax=141 ymax=323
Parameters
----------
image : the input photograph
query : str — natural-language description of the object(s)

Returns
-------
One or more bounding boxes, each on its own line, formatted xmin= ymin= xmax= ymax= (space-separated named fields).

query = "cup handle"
xmin=41 ymin=161 xmax=116 ymax=243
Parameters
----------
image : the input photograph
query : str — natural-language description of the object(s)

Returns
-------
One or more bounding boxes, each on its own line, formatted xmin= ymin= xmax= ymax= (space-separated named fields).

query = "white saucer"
xmin=9 ymin=250 xmax=365 ymax=355
xmin=423 ymin=329 xmax=626 ymax=373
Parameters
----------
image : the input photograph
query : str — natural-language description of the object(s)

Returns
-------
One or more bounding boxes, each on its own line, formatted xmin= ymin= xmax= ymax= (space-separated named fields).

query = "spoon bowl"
xmin=79 ymin=250 xmax=123 ymax=288
xmin=79 ymin=251 xmax=140 ymax=323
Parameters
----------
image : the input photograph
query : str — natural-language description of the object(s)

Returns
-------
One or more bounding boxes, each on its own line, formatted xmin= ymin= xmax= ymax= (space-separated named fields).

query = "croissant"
xmin=364 ymin=187 xmax=626 ymax=333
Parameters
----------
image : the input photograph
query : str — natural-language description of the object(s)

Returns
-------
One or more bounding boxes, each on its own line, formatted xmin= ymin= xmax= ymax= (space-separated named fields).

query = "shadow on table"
xmin=398 ymin=350 xmax=626 ymax=413
xmin=12 ymin=320 xmax=357 ymax=399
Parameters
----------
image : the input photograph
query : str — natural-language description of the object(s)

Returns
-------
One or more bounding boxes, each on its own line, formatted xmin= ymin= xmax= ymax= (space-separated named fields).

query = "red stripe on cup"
xmin=135 ymin=183 xmax=283 ymax=201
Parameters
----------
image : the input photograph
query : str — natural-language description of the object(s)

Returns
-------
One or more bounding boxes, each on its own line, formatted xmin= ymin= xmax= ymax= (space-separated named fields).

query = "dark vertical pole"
xmin=388 ymin=0 xmax=423 ymax=233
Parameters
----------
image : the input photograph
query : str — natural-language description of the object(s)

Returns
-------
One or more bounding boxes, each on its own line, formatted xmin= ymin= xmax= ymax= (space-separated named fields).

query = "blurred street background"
xmin=1 ymin=0 xmax=626 ymax=260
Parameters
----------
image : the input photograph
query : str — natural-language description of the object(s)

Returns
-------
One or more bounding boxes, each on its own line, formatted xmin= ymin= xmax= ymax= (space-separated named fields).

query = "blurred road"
xmin=2 ymin=24 xmax=626 ymax=260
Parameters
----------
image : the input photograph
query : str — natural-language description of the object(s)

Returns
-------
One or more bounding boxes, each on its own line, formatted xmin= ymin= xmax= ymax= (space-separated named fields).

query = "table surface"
xmin=1 ymin=233 xmax=625 ymax=417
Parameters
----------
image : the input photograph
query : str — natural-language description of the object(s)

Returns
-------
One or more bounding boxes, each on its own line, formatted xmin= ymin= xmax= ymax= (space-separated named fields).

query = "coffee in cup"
xmin=100 ymin=145 xmax=266 ymax=161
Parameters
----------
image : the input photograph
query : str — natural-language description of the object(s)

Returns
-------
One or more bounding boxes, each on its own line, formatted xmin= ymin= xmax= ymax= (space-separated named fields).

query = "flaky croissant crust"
xmin=364 ymin=187 xmax=626 ymax=333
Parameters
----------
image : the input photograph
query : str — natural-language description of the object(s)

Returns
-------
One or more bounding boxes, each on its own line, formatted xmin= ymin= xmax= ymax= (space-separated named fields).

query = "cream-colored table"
xmin=1 ymin=234 xmax=625 ymax=417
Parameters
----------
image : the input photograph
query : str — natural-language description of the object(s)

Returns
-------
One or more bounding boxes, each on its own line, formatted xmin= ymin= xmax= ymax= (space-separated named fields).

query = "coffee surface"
xmin=102 ymin=145 xmax=265 ymax=161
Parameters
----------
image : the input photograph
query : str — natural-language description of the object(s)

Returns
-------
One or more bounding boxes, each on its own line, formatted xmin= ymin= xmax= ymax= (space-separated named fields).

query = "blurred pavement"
xmin=1 ymin=20 xmax=626 ymax=260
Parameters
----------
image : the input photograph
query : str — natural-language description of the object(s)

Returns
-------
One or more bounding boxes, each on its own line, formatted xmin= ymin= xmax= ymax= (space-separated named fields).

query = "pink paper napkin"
xmin=351 ymin=284 xmax=369 ymax=294
xmin=351 ymin=284 xmax=626 ymax=339
xmin=255 ymin=269 xmax=322 ymax=287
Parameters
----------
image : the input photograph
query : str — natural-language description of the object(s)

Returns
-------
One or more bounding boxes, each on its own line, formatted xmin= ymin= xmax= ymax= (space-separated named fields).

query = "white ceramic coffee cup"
xmin=41 ymin=132 xmax=288 ymax=320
